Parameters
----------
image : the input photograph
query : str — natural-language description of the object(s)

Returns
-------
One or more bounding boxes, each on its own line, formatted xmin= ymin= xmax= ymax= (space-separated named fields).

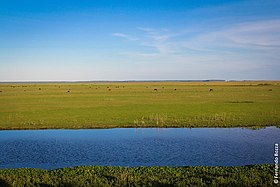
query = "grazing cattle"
xmin=0 ymin=91 xmax=2 ymax=92
xmin=67 ymin=90 xmax=70 ymax=93
xmin=209 ymin=89 xmax=213 ymax=91
xmin=154 ymin=89 xmax=158 ymax=91
xmin=108 ymin=89 xmax=111 ymax=91
xmin=268 ymin=89 xmax=272 ymax=91
xmin=174 ymin=89 xmax=177 ymax=91
xmin=39 ymin=88 xmax=41 ymax=90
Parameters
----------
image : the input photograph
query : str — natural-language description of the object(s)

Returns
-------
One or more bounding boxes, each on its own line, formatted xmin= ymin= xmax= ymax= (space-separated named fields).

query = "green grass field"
xmin=0 ymin=164 xmax=274 ymax=187
xmin=0 ymin=81 xmax=279 ymax=129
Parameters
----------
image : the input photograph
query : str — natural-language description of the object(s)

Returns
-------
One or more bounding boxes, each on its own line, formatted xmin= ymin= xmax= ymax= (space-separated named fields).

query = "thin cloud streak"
xmin=112 ymin=33 xmax=139 ymax=41
xmin=117 ymin=19 xmax=280 ymax=54
xmin=185 ymin=19 xmax=280 ymax=51
xmin=110 ymin=18 xmax=280 ymax=80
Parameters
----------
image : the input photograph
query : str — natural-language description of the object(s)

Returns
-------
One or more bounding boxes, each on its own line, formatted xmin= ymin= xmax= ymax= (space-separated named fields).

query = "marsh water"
xmin=0 ymin=127 xmax=279 ymax=169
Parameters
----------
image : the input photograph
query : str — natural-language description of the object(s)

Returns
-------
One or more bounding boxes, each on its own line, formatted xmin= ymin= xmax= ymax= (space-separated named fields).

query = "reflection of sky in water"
xmin=0 ymin=127 xmax=279 ymax=169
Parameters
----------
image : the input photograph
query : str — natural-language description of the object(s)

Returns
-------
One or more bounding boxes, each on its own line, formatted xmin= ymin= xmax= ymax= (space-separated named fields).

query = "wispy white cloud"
xmin=112 ymin=28 xmax=177 ymax=55
xmin=185 ymin=19 xmax=280 ymax=51
xmin=138 ymin=27 xmax=170 ymax=42
xmin=137 ymin=27 xmax=178 ymax=55
xmin=223 ymin=20 xmax=280 ymax=47
xmin=112 ymin=32 xmax=138 ymax=41
xmin=111 ymin=18 xmax=280 ymax=80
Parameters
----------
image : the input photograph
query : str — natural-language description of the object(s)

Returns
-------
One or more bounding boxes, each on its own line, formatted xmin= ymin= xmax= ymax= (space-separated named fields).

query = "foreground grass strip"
xmin=0 ymin=164 xmax=274 ymax=187
xmin=0 ymin=81 xmax=280 ymax=129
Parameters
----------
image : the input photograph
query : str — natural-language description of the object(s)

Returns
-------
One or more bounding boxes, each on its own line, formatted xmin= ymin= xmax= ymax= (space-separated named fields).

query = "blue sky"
xmin=0 ymin=0 xmax=280 ymax=81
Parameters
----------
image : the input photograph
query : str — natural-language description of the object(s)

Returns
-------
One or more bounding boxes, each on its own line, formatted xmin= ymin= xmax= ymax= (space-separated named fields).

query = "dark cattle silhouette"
xmin=39 ymin=88 xmax=41 ymax=90
xmin=108 ymin=89 xmax=111 ymax=91
xmin=209 ymin=89 xmax=213 ymax=91
xmin=67 ymin=90 xmax=70 ymax=93
xmin=268 ymin=89 xmax=272 ymax=91
xmin=154 ymin=89 xmax=158 ymax=91
xmin=174 ymin=89 xmax=177 ymax=91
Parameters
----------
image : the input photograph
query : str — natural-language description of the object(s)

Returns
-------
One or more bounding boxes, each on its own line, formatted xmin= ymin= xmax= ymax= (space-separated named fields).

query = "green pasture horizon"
xmin=0 ymin=81 xmax=279 ymax=130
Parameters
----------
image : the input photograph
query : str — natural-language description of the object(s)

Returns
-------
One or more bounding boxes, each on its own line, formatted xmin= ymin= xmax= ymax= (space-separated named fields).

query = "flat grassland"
xmin=0 ymin=81 xmax=279 ymax=129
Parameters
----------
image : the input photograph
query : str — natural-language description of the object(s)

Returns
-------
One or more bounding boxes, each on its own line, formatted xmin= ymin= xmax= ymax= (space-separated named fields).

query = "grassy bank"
xmin=0 ymin=81 xmax=279 ymax=129
xmin=0 ymin=164 xmax=274 ymax=187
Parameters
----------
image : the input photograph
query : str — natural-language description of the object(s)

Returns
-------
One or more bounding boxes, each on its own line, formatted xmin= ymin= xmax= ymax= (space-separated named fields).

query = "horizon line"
xmin=0 ymin=79 xmax=279 ymax=84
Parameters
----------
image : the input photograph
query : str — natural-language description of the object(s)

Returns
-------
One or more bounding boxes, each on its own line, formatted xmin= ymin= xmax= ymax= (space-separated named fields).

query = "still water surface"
xmin=0 ymin=127 xmax=279 ymax=169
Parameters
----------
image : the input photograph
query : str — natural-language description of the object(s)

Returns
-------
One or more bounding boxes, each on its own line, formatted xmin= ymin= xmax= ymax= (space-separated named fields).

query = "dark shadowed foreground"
xmin=0 ymin=164 xmax=274 ymax=187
